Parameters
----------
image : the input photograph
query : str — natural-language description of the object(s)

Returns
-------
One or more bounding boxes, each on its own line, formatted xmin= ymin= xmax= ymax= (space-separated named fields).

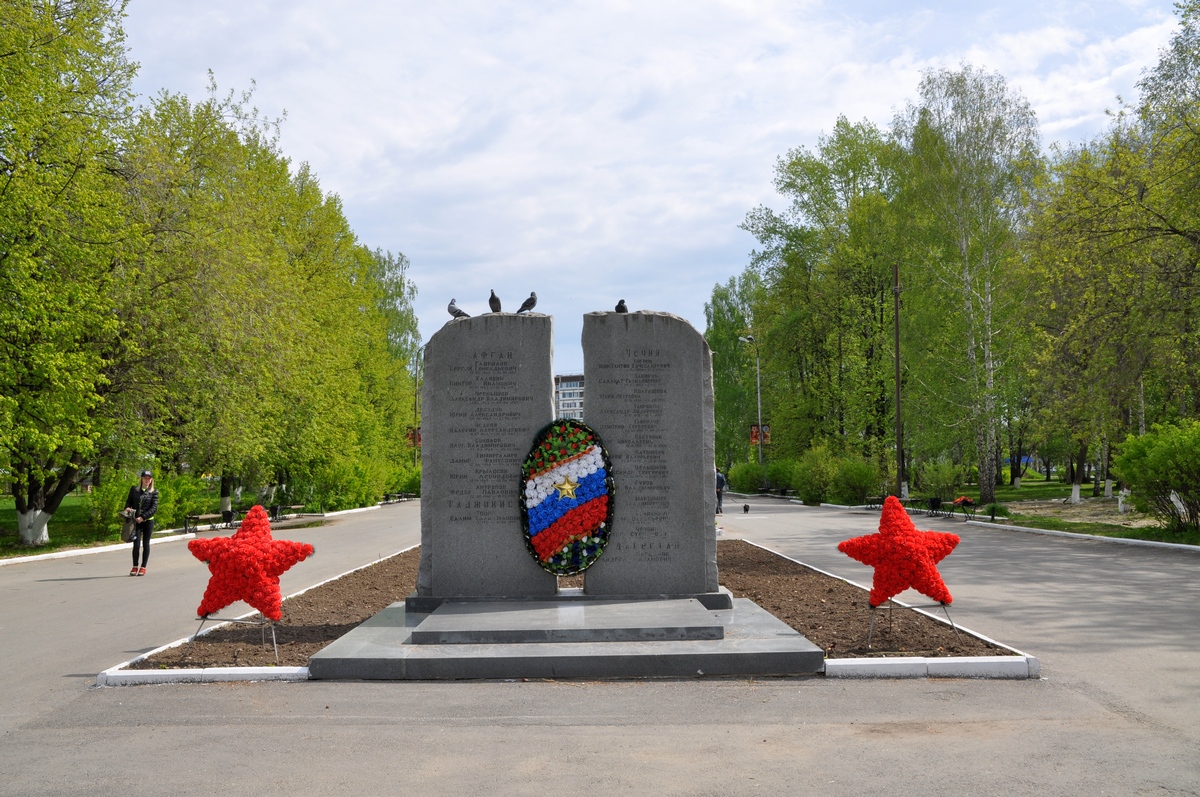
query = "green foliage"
xmin=766 ymin=459 xmax=798 ymax=492
xmin=918 ymin=458 xmax=963 ymax=501
xmin=87 ymin=470 xmax=208 ymax=533
xmin=0 ymin=1 xmax=135 ymax=531
xmin=831 ymin=456 xmax=881 ymax=505
xmin=982 ymin=502 xmax=1011 ymax=518
xmin=728 ymin=462 xmax=765 ymax=493
xmin=1114 ymin=421 xmax=1200 ymax=534
xmin=1 ymin=16 xmax=423 ymax=541
xmin=794 ymin=445 xmax=838 ymax=504
xmin=394 ymin=464 xmax=422 ymax=496
xmin=705 ymin=272 xmax=760 ymax=468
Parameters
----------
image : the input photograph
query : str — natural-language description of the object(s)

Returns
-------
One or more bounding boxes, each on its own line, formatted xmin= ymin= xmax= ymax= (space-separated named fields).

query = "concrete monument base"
xmin=308 ymin=593 xmax=824 ymax=680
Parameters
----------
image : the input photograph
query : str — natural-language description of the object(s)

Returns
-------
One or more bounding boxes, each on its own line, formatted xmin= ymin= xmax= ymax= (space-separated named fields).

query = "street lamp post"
xmin=738 ymin=335 xmax=763 ymax=467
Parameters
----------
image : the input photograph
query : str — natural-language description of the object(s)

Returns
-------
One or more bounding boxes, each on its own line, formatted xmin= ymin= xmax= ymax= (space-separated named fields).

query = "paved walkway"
xmin=2 ymin=497 xmax=1197 ymax=796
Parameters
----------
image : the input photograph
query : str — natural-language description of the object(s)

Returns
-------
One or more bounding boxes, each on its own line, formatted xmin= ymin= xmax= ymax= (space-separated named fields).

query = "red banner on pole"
xmin=750 ymin=424 xmax=759 ymax=445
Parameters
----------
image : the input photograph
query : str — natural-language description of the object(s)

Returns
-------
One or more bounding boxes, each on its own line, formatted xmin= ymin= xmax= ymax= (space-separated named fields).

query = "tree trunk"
xmin=12 ymin=455 xmax=81 ymax=546
xmin=17 ymin=509 xmax=51 ymax=546
xmin=1068 ymin=440 xmax=1088 ymax=504
xmin=220 ymin=475 xmax=234 ymax=514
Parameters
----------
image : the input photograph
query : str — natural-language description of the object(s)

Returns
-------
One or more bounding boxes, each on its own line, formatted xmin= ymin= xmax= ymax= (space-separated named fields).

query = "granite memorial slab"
xmin=580 ymin=311 xmax=719 ymax=597
xmin=417 ymin=313 xmax=558 ymax=599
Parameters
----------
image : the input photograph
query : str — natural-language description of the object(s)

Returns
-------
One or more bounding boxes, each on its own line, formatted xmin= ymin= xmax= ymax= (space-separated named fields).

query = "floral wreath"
xmin=519 ymin=419 xmax=614 ymax=575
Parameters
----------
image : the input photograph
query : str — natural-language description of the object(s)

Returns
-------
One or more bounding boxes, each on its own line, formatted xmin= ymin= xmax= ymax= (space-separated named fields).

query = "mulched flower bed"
xmin=132 ymin=540 xmax=1009 ymax=669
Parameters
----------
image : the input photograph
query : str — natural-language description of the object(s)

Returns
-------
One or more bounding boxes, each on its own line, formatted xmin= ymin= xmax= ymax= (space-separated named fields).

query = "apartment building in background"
xmin=555 ymin=374 xmax=585 ymax=420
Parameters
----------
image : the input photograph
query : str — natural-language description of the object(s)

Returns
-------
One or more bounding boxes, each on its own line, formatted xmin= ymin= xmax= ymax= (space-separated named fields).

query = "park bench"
xmin=184 ymin=510 xmax=238 ymax=534
xmin=382 ymin=492 xmax=416 ymax=503
xmin=268 ymin=504 xmax=306 ymax=521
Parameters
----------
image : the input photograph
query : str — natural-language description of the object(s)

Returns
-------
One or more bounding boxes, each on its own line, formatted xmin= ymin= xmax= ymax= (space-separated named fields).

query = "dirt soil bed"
xmin=133 ymin=539 xmax=1009 ymax=669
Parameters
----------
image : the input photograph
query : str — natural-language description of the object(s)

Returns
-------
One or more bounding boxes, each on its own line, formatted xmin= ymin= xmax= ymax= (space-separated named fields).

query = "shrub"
xmin=394 ymin=464 xmax=422 ymax=496
xmin=766 ymin=459 xmax=798 ymax=493
xmin=981 ymin=502 xmax=1010 ymax=519
xmin=919 ymin=458 xmax=963 ymax=501
xmin=728 ymin=462 xmax=765 ymax=493
xmin=831 ymin=456 xmax=880 ymax=506
xmin=87 ymin=469 xmax=207 ymax=533
xmin=1114 ymin=421 xmax=1200 ymax=535
xmin=794 ymin=445 xmax=837 ymax=504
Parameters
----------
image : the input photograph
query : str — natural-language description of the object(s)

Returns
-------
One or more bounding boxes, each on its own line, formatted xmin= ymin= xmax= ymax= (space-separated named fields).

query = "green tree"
xmin=739 ymin=117 xmax=903 ymax=473
xmin=894 ymin=65 xmax=1042 ymax=505
xmin=0 ymin=1 xmax=135 ymax=544
xmin=705 ymin=270 xmax=758 ymax=469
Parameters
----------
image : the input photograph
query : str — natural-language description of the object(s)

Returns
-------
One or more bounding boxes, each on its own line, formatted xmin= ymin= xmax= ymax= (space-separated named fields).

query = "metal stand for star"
xmin=184 ymin=614 xmax=279 ymax=664
xmin=866 ymin=600 xmax=960 ymax=648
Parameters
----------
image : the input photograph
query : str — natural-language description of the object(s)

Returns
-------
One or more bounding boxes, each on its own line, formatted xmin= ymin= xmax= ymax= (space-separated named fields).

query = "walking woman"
xmin=124 ymin=469 xmax=159 ymax=576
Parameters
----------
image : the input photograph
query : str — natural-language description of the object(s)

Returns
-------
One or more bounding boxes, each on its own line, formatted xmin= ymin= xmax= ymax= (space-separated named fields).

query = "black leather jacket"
xmin=125 ymin=485 xmax=159 ymax=521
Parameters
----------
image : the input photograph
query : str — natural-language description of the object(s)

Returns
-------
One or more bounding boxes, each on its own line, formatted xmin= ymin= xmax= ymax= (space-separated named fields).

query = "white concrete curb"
xmin=2 ymin=501 xmax=407 ymax=567
xmin=96 ymin=544 xmax=420 ymax=686
xmin=0 ymin=533 xmax=196 ymax=567
xmin=965 ymin=519 xmax=1200 ymax=553
xmin=324 ymin=505 xmax=382 ymax=516
xmin=98 ymin=666 xmax=310 ymax=686
xmin=738 ymin=540 xmax=1041 ymax=680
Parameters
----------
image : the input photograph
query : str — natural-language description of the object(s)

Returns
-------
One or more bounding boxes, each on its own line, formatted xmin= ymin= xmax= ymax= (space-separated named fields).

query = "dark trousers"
xmin=131 ymin=520 xmax=154 ymax=567
xmin=716 ymin=490 xmax=724 ymax=513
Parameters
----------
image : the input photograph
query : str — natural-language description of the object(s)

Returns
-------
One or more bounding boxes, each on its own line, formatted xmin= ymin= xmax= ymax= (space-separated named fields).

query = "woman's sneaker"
xmin=129 ymin=567 xmax=138 ymax=576
xmin=136 ymin=567 xmax=146 ymax=576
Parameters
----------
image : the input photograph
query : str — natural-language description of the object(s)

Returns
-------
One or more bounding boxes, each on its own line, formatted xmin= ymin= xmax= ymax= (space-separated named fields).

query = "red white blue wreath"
xmin=519 ymin=420 xmax=614 ymax=575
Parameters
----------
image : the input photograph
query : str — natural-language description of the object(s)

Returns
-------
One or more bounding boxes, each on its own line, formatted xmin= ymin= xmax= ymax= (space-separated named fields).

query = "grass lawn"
xmin=0 ymin=494 xmax=125 ymax=559
xmin=975 ymin=513 xmax=1199 ymax=547
xmin=955 ymin=479 xmax=1076 ymax=504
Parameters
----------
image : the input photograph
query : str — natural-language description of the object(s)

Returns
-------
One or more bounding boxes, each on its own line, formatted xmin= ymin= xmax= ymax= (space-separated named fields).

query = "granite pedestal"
xmin=308 ymin=593 xmax=825 ymax=680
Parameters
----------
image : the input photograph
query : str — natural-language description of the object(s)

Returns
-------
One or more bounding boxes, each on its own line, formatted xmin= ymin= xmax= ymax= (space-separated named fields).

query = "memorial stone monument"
xmin=416 ymin=313 xmax=557 ymax=599
xmin=580 ymin=310 xmax=720 ymax=598
xmin=311 ymin=307 xmax=823 ymax=679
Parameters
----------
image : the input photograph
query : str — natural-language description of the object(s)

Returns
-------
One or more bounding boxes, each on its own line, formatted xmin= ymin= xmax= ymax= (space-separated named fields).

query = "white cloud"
xmin=123 ymin=0 xmax=1178 ymax=371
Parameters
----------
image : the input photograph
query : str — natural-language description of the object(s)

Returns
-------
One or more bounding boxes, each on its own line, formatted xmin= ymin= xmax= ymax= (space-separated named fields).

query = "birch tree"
xmin=894 ymin=66 xmax=1041 ymax=505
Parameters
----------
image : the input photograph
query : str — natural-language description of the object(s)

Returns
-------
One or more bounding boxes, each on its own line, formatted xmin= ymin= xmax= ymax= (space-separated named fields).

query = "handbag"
xmin=120 ymin=509 xmax=137 ymax=543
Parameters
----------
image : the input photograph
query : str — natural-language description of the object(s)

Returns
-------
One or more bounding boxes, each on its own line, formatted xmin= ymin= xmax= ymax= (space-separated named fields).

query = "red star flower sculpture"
xmin=187 ymin=505 xmax=314 ymax=622
xmin=837 ymin=496 xmax=960 ymax=607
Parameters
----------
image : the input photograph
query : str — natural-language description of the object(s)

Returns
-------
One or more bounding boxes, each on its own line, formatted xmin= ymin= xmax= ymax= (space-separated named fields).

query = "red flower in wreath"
xmin=837 ymin=496 xmax=960 ymax=607
xmin=187 ymin=505 xmax=314 ymax=622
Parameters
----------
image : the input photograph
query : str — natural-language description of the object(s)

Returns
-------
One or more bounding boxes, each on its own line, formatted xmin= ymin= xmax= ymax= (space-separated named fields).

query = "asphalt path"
xmin=0 ymin=502 xmax=421 ymax=736
xmin=2 ymin=496 xmax=1198 ymax=796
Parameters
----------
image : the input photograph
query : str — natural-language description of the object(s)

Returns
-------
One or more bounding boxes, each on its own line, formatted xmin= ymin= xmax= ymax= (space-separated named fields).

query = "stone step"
xmin=410 ymin=598 xmax=724 ymax=644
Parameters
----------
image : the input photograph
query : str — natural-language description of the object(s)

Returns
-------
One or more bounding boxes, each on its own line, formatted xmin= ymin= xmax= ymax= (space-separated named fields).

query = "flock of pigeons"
xmin=448 ymin=293 xmax=628 ymax=319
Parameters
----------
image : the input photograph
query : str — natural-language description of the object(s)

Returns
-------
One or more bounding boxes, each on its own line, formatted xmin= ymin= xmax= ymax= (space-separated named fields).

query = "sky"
xmin=122 ymin=1 xmax=1179 ymax=373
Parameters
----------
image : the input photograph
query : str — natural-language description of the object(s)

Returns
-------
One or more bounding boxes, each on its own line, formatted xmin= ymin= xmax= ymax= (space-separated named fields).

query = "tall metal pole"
xmin=739 ymin=335 xmax=764 ymax=467
xmin=754 ymin=349 xmax=763 ymax=467
xmin=893 ymin=261 xmax=904 ymax=498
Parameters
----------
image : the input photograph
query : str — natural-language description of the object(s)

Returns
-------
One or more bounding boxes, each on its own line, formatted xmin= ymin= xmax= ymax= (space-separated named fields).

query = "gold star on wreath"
xmin=553 ymin=474 xmax=580 ymax=499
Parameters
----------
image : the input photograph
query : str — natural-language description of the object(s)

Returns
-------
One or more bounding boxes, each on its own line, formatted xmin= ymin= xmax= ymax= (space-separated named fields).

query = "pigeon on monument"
xmin=615 ymin=299 xmax=628 ymax=313
xmin=517 ymin=292 xmax=537 ymax=314
xmin=447 ymin=298 xmax=469 ymax=319
xmin=489 ymin=290 xmax=501 ymax=313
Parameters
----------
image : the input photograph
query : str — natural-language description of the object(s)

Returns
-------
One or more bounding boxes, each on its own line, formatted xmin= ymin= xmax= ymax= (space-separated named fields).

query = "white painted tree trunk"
xmin=1069 ymin=483 xmax=1082 ymax=504
xmin=900 ymin=481 xmax=909 ymax=500
xmin=1170 ymin=491 xmax=1188 ymax=520
xmin=220 ymin=495 xmax=232 ymax=513
xmin=17 ymin=510 xmax=51 ymax=546
xmin=1104 ymin=478 xmax=1113 ymax=498
xmin=1014 ymin=476 xmax=1021 ymax=489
